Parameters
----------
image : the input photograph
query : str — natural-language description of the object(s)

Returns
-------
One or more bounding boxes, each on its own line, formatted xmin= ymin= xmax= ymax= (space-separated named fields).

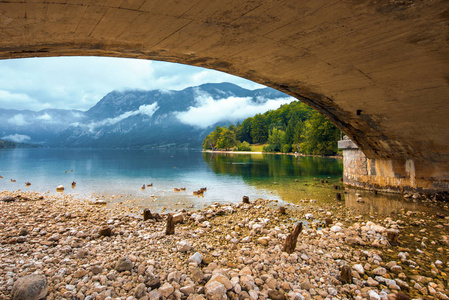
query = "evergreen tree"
xmin=250 ymin=114 xmax=268 ymax=144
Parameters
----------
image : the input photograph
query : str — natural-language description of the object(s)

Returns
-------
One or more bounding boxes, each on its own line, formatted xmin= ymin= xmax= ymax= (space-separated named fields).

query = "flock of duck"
xmin=3 ymin=170 xmax=207 ymax=197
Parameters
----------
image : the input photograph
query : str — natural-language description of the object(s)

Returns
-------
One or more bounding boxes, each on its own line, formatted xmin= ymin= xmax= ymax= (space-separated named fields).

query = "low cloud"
xmin=81 ymin=103 xmax=159 ymax=132
xmin=36 ymin=113 xmax=53 ymax=121
xmin=8 ymin=114 xmax=29 ymax=126
xmin=2 ymin=134 xmax=31 ymax=143
xmin=0 ymin=57 xmax=265 ymax=111
xmin=175 ymin=93 xmax=295 ymax=128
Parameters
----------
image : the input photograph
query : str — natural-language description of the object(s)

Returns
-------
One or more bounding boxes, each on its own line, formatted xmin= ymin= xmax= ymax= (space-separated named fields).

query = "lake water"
xmin=0 ymin=148 xmax=344 ymax=211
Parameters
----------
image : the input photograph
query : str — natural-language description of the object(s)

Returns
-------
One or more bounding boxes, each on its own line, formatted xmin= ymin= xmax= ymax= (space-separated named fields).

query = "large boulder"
xmin=11 ymin=275 xmax=48 ymax=300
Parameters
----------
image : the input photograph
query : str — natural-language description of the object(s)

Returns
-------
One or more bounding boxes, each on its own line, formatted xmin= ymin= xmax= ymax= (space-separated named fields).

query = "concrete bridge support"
xmin=339 ymin=138 xmax=449 ymax=193
xmin=0 ymin=0 xmax=448 ymax=193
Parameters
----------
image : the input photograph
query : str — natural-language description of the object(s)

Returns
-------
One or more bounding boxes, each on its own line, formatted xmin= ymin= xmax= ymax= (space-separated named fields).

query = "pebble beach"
xmin=1 ymin=190 xmax=448 ymax=300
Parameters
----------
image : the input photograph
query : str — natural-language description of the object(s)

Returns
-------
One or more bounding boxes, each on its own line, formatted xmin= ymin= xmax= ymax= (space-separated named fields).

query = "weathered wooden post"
xmin=282 ymin=222 xmax=303 ymax=254
xmin=166 ymin=214 xmax=175 ymax=235
xmin=279 ymin=206 xmax=286 ymax=214
xmin=143 ymin=208 xmax=153 ymax=221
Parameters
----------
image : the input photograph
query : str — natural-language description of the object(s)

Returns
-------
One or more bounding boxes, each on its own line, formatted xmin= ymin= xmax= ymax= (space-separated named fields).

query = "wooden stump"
xmin=282 ymin=222 xmax=303 ymax=254
xmin=166 ymin=214 xmax=175 ymax=235
xmin=242 ymin=196 xmax=249 ymax=204
xmin=340 ymin=265 xmax=352 ymax=284
xmin=387 ymin=229 xmax=399 ymax=245
xmin=335 ymin=193 xmax=342 ymax=201
xmin=143 ymin=208 xmax=153 ymax=221
xmin=279 ymin=206 xmax=286 ymax=214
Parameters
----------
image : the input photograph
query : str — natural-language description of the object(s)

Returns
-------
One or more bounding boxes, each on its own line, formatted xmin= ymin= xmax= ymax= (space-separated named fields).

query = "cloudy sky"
xmin=0 ymin=56 xmax=268 ymax=111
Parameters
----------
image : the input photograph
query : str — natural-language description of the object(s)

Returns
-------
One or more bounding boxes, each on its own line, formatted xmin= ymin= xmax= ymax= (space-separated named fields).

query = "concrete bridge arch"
xmin=1 ymin=0 xmax=448 ymax=192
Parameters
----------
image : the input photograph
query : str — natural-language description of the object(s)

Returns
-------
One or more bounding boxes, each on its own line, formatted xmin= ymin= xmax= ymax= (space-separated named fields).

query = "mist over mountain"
xmin=0 ymin=108 xmax=84 ymax=144
xmin=0 ymin=83 xmax=294 ymax=149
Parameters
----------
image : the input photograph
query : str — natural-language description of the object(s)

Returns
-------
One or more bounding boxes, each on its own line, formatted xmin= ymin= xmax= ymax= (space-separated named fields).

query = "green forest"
xmin=202 ymin=101 xmax=341 ymax=156
xmin=0 ymin=139 xmax=41 ymax=149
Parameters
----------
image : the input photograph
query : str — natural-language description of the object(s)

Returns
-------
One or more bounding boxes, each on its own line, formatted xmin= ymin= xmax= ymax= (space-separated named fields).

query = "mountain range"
xmin=0 ymin=83 xmax=293 ymax=149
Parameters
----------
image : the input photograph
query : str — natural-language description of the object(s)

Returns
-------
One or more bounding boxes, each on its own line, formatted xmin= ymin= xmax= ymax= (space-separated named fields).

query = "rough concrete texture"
xmin=340 ymin=141 xmax=449 ymax=193
xmin=0 ymin=0 xmax=448 ymax=190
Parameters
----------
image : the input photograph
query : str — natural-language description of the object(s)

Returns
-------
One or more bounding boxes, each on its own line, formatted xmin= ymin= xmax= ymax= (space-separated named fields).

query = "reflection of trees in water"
xmin=202 ymin=152 xmax=343 ymax=182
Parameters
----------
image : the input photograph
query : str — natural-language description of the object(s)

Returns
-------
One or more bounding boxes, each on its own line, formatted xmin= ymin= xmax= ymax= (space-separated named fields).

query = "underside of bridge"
xmin=1 ymin=0 xmax=448 ymax=193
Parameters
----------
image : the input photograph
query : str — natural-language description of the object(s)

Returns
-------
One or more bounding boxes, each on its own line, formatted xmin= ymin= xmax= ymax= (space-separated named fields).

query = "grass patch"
xmin=250 ymin=144 xmax=267 ymax=152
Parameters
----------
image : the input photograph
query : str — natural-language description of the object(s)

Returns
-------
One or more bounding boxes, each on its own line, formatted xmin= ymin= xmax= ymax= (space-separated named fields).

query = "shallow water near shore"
xmin=0 ymin=148 xmax=344 ymax=210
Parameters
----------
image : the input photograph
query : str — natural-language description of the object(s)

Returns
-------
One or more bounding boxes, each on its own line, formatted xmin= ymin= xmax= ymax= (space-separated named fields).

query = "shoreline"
xmin=1 ymin=190 xmax=448 ymax=300
xmin=203 ymin=150 xmax=343 ymax=159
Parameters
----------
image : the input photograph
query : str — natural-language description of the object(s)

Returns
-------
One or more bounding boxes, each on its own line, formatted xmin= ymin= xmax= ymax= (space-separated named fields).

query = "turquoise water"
xmin=0 ymin=148 xmax=343 ymax=210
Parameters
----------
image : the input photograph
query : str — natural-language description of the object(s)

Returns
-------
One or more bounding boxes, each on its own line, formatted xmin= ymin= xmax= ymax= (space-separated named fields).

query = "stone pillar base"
xmin=338 ymin=139 xmax=449 ymax=194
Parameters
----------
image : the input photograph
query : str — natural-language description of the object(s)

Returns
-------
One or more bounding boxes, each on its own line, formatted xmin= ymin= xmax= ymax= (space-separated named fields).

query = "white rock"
xmin=172 ymin=212 xmax=184 ymax=224
xmin=305 ymin=213 xmax=314 ymax=220
xmin=353 ymin=264 xmax=364 ymax=274
xmin=188 ymin=252 xmax=203 ymax=265
xmin=368 ymin=290 xmax=380 ymax=300
xmin=177 ymin=241 xmax=192 ymax=252
xmin=330 ymin=225 xmax=342 ymax=232
xmin=328 ymin=287 xmax=337 ymax=296
xmin=241 ymin=236 xmax=251 ymax=243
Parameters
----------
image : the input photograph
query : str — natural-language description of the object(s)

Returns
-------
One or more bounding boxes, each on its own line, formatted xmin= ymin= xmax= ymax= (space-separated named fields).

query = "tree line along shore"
xmin=202 ymin=101 xmax=341 ymax=156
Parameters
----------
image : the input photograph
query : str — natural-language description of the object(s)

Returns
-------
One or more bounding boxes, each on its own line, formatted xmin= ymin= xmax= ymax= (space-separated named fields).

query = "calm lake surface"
xmin=0 ymin=148 xmax=344 ymax=211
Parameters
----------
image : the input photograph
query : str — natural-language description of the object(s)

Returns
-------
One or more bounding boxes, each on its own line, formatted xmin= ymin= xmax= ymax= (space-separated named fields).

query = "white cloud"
xmin=138 ymin=104 xmax=159 ymax=116
xmin=8 ymin=114 xmax=29 ymax=126
xmin=0 ymin=57 xmax=268 ymax=111
xmin=0 ymin=90 xmax=45 ymax=110
xmin=82 ymin=103 xmax=159 ymax=132
xmin=2 ymin=134 xmax=31 ymax=143
xmin=36 ymin=113 xmax=52 ymax=121
xmin=175 ymin=93 xmax=295 ymax=128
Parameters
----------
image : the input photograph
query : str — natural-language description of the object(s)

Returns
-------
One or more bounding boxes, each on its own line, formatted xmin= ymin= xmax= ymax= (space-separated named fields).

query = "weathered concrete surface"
xmin=339 ymin=138 xmax=449 ymax=193
xmin=0 ymin=0 xmax=448 ymax=191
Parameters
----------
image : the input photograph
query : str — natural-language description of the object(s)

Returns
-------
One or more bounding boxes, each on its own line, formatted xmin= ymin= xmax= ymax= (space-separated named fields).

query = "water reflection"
xmin=344 ymin=188 xmax=448 ymax=216
xmin=202 ymin=152 xmax=343 ymax=181
xmin=202 ymin=152 xmax=344 ymax=202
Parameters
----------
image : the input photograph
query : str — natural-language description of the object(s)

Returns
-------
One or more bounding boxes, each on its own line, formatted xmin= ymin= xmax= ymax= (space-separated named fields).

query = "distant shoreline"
xmin=203 ymin=149 xmax=342 ymax=159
